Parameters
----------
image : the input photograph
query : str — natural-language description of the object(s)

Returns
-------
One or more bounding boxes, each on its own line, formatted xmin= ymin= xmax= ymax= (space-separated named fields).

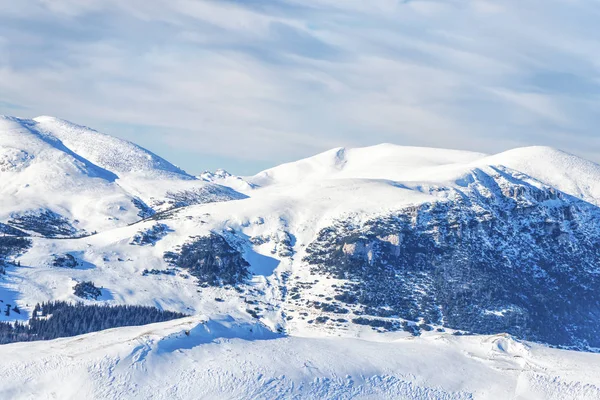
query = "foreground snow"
xmin=0 ymin=316 xmax=598 ymax=400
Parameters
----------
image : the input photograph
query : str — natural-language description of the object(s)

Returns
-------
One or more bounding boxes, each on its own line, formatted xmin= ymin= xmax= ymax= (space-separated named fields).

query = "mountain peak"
xmin=250 ymin=144 xmax=487 ymax=187
xmin=31 ymin=116 xmax=192 ymax=179
xmin=0 ymin=115 xmax=247 ymax=234
xmin=475 ymin=145 xmax=600 ymax=204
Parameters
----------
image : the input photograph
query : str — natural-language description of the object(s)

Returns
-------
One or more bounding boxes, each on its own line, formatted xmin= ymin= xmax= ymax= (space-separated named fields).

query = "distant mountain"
xmin=199 ymin=168 xmax=256 ymax=193
xmin=1 ymin=116 xmax=600 ymax=354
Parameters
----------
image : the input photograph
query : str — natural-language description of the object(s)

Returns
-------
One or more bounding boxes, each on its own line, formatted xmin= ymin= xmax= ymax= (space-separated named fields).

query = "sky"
xmin=1 ymin=0 xmax=600 ymax=175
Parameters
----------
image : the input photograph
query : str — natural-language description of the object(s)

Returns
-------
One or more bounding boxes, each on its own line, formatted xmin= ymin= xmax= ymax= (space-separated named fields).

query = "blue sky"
xmin=1 ymin=0 xmax=600 ymax=175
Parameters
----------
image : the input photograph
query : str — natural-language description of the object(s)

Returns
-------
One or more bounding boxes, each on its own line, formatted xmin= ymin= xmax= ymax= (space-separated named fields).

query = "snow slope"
xmin=199 ymin=168 xmax=256 ymax=193
xmin=0 ymin=315 xmax=599 ymax=399
xmin=250 ymin=144 xmax=487 ymax=186
xmin=475 ymin=146 xmax=600 ymax=205
xmin=33 ymin=116 xmax=191 ymax=179
xmin=250 ymin=143 xmax=600 ymax=205
xmin=0 ymin=116 xmax=246 ymax=234
xmin=0 ymin=116 xmax=136 ymax=234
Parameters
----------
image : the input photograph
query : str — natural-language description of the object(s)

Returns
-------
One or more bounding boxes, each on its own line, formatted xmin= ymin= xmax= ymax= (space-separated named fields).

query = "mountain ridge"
xmin=0 ymin=116 xmax=247 ymax=235
xmin=32 ymin=116 xmax=193 ymax=179
xmin=1 ymin=115 xmax=600 ymax=351
xmin=3 ymin=115 xmax=600 ymax=398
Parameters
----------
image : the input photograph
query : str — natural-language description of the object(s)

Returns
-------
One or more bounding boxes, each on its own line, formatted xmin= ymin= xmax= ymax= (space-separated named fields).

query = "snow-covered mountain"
xmin=199 ymin=168 xmax=256 ymax=193
xmin=33 ymin=116 xmax=191 ymax=178
xmin=2 ymin=116 xmax=600 ymax=398
xmin=0 ymin=116 xmax=246 ymax=236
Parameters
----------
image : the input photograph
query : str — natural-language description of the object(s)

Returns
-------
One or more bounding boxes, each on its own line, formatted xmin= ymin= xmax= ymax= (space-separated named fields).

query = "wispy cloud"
xmin=1 ymin=0 xmax=600 ymax=173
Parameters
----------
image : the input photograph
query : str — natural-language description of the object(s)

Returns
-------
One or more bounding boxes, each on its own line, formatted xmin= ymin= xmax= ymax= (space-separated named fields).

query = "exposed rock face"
xmin=250 ymin=229 xmax=295 ymax=258
xmin=73 ymin=281 xmax=102 ymax=300
xmin=0 ymin=223 xmax=27 ymax=237
xmin=164 ymin=233 xmax=250 ymax=286
xmin=0 ymin=236 xmax=31 ymax=262
xmin=130 ymin=223 xmax=169 ymax=246
xmin=304 ymin=167 xmax=600 ymax=350
xmin=8 ymin=210 xmax=82 ymax=238
xmin=163 ymin=186 xmax=248 ymax=209
xmin=131 ymin=197 xmax=155 ymax=219
xmin=51 ymin=254 xmax=78 ymax=269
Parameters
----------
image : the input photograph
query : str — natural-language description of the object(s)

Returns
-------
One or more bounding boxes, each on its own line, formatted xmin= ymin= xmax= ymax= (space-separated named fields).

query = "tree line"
xmin=0 ymin=301 xmax=188 ymax=345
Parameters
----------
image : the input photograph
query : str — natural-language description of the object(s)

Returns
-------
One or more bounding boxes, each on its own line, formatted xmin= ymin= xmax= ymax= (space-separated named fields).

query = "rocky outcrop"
xmin=0 ymin=223 xmax=27 ymax=237
xmin=8 ymin=210 xmax=82 ymax=238
xmin=163 ymin=186 xmax=248 ymax=209
xmin=0 ymin=236 xmax=31 ymax=262
xmin=130 ymin=223 xmax=169 ymax=246
xmin=73 ymin=281 xmax=102 ymax=300
xmin=164 ymin=233 xmax=250 ymax=286
xmin=304 ymin=167 xmax=600 ymax=350
xmin=51 ymin=253 xmax=78 ymax=268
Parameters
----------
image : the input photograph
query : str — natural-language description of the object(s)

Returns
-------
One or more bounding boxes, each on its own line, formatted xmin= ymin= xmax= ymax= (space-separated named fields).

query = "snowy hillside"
xmin=250 ymin=144 xmax=487 ymax=186
xmin=33 ymin=116 xmax=191 ymax=178
xmin=0 ymin=116 xmax=246 ymax=235
xmin=1 ymin=315 xmax=600 ymax=400
xmin=199 ymin=168 xmax=256 ymax=193
xmin=2 ymin=116 xmax=600 ymax=398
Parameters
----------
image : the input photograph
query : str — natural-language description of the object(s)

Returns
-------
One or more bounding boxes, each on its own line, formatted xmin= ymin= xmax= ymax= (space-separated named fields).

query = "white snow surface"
xmin=199 ymin=168 xmax=256 ymax=193
xmin=3 ymin=117 xmax=600 ymax=399
xmin=0 ymin=315 xmax=599 ymax=400
xmin=0 ymin=116 xmax=243 ymax=233
xmin=32 ymin=116 xmax=191 ymax=178
xmin=250 ymin=144 xmax=486 ymax=186
xmin=249 ymin=143 xmax=600 ymax=206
